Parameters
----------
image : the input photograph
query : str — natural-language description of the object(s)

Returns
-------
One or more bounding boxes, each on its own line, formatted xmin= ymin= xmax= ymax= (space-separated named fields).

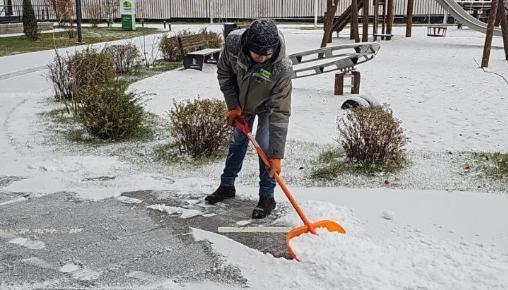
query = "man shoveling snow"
xmin=205 ymin=19 xmax=293 ymax=219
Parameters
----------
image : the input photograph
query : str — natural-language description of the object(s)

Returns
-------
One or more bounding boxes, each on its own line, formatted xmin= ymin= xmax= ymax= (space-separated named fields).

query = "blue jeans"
xmin=220 ymin=112 xmax=276 ymax=198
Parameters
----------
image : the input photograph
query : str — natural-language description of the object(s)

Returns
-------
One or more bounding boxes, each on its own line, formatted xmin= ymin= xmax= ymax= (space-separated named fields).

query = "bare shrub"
xmin=141 ymin=33 xmax=161 ymax=68
xmin=102 ymin=0 xmax=118 ymax=26
xmin=67 ymin=47 xmax=115 ymax=95
xmin=47 ymin=48 xmax=115 ymax=102
xmin=49 ymin=0 xmax=74 ymax=33
xmin=49 ymin=0 xmax=72 ymax=25
xmin=338 ymin=105 xmax=406 ymax=166
xmin=102 ymin=44 xmax=140 ymax=74
xmin=47 ymin=50 xmax=74 ymax=100
xmin=85 ymin=2 xmax=102 ymax=27
xmin=169 ymin=99 xmax=231 ymax=158
xmin=159 ymin=31 xmax=193 ymax=62
xmin=200 ymin=28 xmax=222 ymax=48
xmin=159 ymin=34 xmax=182 ymax=61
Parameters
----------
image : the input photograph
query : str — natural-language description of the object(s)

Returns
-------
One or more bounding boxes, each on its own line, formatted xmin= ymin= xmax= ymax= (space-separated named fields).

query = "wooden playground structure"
xmin=320 ymin=0 xmax=508 ymax=69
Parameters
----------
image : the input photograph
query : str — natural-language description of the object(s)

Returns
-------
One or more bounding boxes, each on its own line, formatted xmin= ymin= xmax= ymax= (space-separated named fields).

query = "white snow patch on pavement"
xmin=116 ymin=196 xmax=144 ymax=204
xmin=71 ymin=268 xmax=101 ymax=281
xmin=8 ymin=237 xmax=46 ymax=250
xmin=21 ymin=257 xmax=56 ymax=270
xmin=147 ymin=204 xmax=204 ymax=219
xmin=59 ymin=263 xmax=81 ymax=273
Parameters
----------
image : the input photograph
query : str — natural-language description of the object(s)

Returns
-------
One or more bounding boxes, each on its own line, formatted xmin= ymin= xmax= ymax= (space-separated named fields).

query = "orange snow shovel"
xmin=235 ymin=117 xmax=346 ymax=261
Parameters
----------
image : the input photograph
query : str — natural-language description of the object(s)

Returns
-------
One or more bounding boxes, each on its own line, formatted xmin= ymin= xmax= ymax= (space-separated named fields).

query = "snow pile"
xmin=195 ymin=216 xmax=508 ymax=290
xmin=291 ymin=228 xmax=508 ymax=289
xmin=275 ymin=200 xmax=364 ymax=234
xmin=147 ymin=204 xmax=204 ymax=219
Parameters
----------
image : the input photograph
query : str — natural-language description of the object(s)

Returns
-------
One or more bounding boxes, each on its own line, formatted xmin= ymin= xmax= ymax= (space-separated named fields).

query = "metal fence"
xmin=0 ymin=2 xmax=53 ymax=21
xmin=3 ymin=0 xmax=455 ymax=21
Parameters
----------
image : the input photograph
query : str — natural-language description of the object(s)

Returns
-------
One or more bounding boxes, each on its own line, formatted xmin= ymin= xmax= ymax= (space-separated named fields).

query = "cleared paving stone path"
xmin=0 ymin=186 xmax=290 ymax=288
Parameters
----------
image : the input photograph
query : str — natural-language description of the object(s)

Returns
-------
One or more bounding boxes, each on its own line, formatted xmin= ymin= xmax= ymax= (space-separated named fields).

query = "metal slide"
xmin=435 ymin=0 xmax=502 ymax=36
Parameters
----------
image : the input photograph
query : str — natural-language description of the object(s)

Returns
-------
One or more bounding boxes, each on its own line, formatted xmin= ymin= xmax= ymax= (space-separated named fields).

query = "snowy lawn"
xmin=0 ymin=24 xmax=507 ymax=289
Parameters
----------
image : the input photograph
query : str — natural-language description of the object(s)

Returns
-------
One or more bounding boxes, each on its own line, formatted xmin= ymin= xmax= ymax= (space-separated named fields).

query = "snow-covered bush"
xmin=169 ymin=99 xmax=231 ymax=158
xmin=102 ymin=44 xmax=140 ymax=74
xmin=338 ymin=105 xmax=406 ymax=166
xmin=76 ymin=80 xmax=144 ymax=140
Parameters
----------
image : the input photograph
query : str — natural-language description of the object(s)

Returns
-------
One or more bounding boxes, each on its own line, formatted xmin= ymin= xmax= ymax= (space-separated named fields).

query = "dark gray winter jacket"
xmin=217 ymin=29 xmax=293 ymax=159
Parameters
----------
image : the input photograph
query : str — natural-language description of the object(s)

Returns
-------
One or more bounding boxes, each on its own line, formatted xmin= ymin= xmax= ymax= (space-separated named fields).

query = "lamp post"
xmin=75 ymin=0 xmax=83 ymax=44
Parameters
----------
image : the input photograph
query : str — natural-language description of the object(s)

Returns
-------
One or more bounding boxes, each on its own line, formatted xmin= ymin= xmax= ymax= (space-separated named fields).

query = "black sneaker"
xmin=205 ymin=185 xmax=236 ymax=204
xmin=252 ymin=196 xmax=276 ymax=219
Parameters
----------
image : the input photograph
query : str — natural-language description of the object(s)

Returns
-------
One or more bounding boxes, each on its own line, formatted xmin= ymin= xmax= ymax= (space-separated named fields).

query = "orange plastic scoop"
xmin=235 ymin=118 xmax=346 ymax=261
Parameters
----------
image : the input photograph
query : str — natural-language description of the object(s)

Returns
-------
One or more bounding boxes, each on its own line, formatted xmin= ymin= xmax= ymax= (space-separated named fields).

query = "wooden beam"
xmin=497 ymin=1 xmax=508 ymax=60
xmin=381 ymin=1 xmax=386 ymax=40
xmin=406 ymin=0 xmax=414 ymax=37
xmin=335 ymin=73 xmax=345 ymax=95
xmin=351 ymin=0 xmax=360 ymax=42
xmin=373 ymin=0 xmax=379 ymax=40
xmin=351 ymin=71 xmax=361 ymax=94
xmin=321 ymin=0 xmax=340 ymax=50
xmin=362 ymin=0 xmax=369 ymax=42
xmin=481 ymin=0 xmax=500 ymax=67
xmin=386 ymin=0 xmax=394 ymax=40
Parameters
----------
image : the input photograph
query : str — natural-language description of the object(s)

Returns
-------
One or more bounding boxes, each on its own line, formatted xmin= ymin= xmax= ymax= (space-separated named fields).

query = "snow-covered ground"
xmin=1 ymin=24 xmax=507 ymax=289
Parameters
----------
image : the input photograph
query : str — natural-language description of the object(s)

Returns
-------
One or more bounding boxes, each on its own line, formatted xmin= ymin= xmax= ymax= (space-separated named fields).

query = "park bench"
xmin=177 ymin=34 xmax=221 ymax=71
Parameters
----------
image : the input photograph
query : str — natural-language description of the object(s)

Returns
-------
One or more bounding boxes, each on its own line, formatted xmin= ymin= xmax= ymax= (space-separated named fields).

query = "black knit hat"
xmin=245 ymin=19 xmax=280 ymax=55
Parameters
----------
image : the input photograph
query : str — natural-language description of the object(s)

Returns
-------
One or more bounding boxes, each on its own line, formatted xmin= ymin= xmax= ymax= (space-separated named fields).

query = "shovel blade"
xmin=286 ymin=220 xmax=346 ymax=261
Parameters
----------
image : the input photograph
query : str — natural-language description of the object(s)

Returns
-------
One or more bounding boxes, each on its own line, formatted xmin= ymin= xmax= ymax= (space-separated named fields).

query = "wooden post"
xmin=321 ymin=0 xmax=340 ymax=50
xmin=381 ymin=1 xmax=386 ymax=40
xmin=495 ymin=5 xmax=502 ymax=27
xmin=351 ymin=0 xmax=360 ymax=42
xmin=335 ymin=73 xmax=345 ymax=95
xmin=498 ymin=2 xmax=508 ymax=60
xmin=406 ymin=0 xmax=414 ymax=37
xmin=362 ymin=0 xmax=369 ymax=42
xmin=373 ymin=0 xmax=379 ymax=40
xmin=351 ymin=71 xmax=361 ymax=94
xmin=481 ymin=0 xmax=500 ymax=67
xmin=386 ymin=0 xmax=394 ymax=40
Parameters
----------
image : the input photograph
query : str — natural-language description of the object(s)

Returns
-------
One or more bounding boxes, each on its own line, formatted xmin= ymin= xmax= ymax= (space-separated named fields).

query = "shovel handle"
xmin=235 ymin=117 xmax=317 ymax=234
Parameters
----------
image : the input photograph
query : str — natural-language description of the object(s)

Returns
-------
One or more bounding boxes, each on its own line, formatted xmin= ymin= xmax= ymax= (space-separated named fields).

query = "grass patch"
xmin=154 ymin=143 xmax=227 ymax=165
xmin=120 ymin=60 xmax=182 ymax=85
xmin=472 ymin=152 xmax=508 ymax=179
xmin=310 ymin=148 xmax=405 ymax=180
xmin=0 ymin=27 xmax=160 ymax=57
xmin=45 ymin=107 xmax=74 ymax=125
